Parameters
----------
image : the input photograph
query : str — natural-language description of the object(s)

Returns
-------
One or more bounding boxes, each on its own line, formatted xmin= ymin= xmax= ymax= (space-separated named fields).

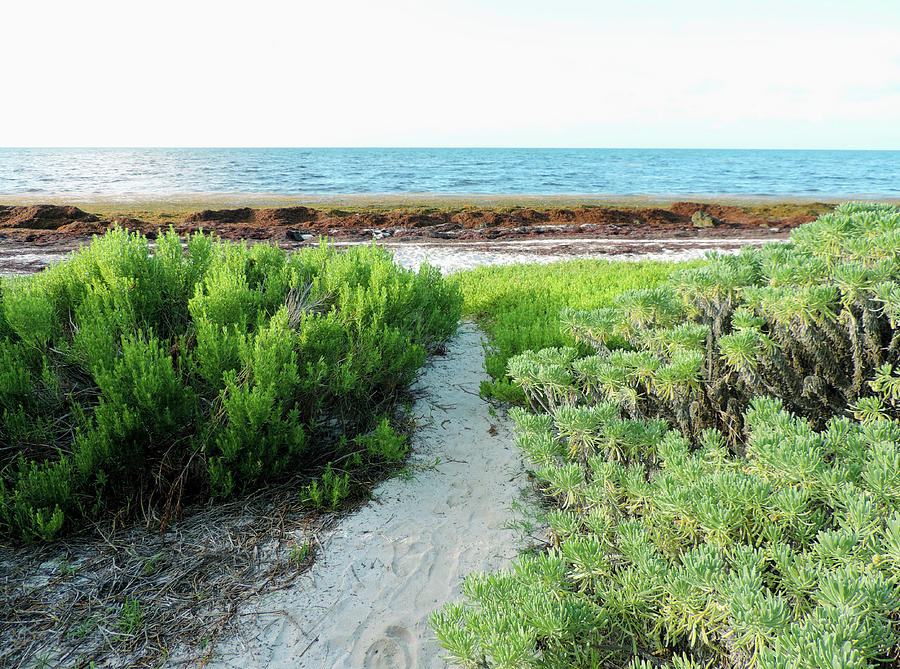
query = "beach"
xmin=0 ymin=196 xmax=836 ymax=276
xmin=4 ymin=195 xmax=899 ymax=668
xmin=5 ymin=0 xmax=899 ymax=664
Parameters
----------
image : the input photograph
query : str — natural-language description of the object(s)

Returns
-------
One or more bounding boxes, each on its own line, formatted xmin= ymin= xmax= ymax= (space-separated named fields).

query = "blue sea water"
xmin=0 ymin=148 xmax=898 ymax=197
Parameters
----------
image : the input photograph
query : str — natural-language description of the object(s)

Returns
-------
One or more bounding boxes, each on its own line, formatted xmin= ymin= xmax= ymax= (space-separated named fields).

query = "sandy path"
xmin=199 ymin=324 xmax=526 ymax=669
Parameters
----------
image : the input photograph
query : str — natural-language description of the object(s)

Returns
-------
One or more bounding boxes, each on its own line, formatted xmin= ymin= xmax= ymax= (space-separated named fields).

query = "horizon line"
xmin=3 ymin=146 xmax=900 ymax=152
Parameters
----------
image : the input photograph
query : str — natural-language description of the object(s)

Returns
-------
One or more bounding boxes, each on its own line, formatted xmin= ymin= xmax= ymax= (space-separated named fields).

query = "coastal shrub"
xmin=433 ymin=204 xmax=900 ymax=668
xmin=302 ymin=463 xmax=351 ymax=511
xmin=507 ymin=203 xmax=900 ymax=438
xmin=449 ymin=259 xmax=699 ymax=402
xmin=358 ymin=416 xmax=409 ymax=463
xmin=0 ymin=228 xmax=460 ymax=542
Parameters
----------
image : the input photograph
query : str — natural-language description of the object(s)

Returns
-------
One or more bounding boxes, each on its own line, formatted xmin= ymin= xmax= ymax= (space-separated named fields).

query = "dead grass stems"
xmin=0 ymin=479 xmax=338 ymax=668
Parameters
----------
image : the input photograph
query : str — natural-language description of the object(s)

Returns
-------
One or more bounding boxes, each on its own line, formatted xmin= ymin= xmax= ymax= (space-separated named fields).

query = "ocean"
xmin=0 ymin=147 xmax=898 ymax=197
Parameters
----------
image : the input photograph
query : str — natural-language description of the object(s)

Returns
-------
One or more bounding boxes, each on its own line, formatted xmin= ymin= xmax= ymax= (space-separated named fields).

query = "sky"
xmin=2 ymin=0 xmax=900 ymax=149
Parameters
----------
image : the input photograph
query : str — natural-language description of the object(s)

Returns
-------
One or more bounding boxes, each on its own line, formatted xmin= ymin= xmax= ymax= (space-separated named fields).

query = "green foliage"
xmin=552 ymin=203 xmax=900 ymax=436
xmin=435 ymin=404 xmax=900 ymax=668
xmin=358 ymin=416 xmax=409 ymax=463
xmin=434 ymin=204 xmax=900 ymax=668
xmin=289 ymin=540 xmax=313 ymax=566
xmin=117 ymin=597 xmax=143 ymax=636
xmin=303 ymin=463 xmax=351 ymax=510
xmin=207 ymin=310 xmax=308 ymax=498
xmin=0 ymin=228 xmax=460 ymax=542
xmin=449 ymin=259 xmax=700 ymax=402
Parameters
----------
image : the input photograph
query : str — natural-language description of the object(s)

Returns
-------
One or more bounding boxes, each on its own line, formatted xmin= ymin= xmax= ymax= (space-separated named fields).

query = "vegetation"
xmin=432 ymin=203 xmax=900 ymax=668
xmin=0 ymin=228 xmax=460 ymax=542
xmin=450 ymin=259 xmax=699 ymax=402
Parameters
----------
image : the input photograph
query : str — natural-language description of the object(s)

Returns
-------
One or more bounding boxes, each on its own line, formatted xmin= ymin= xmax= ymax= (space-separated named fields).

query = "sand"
xmin=0 ymin=236 xmax=771 ymax=278
xmin=195 ymin=324 xmax=529 ymax=669
xmin=375 ymin=237 xmax=771 ymax=273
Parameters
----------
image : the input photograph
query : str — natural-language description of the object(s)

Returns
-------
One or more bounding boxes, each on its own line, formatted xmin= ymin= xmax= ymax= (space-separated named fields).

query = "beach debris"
xmin=0 ymin=204 xmax=99 ymax=230
xmin=691 ymin=209 xmax=722 ymax=227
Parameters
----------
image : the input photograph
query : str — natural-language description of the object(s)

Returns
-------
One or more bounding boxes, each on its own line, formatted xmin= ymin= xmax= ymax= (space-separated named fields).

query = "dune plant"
xmin=433 ymin=204 xmax=900 ymax=668
xmin=434 ymin=384 xmax=900 ymax=669
xmin=554 ymin=204 xmax=900 ymax=438
xmin=0 ymin=228 xmax=461 ymax=542
xmin=449 ymin=259 xmax=699 ymax=402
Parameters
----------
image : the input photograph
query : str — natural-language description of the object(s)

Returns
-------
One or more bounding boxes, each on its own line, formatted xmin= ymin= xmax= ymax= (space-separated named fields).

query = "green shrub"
xmin=433 ymin=204 xmax=900 ymax=668
xmin=358 ymin=417 xmax=409 ymax=463
xmin=0 ymin=228 xmax=460 ymax=542
xmin=434 ymin=395 xmax=900 ymax=668
xmin=449 ymin=259 xmax=700 ymax=402
xmin=303 ymin=463 xmax=351 ymax=511
xmin=504 ymin=204 xmax=900 ymax=439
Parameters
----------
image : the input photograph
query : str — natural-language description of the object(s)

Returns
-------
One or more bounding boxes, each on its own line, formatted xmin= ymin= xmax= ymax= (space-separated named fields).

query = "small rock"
xmin=691 ymin=211 xmax=722 ymax=228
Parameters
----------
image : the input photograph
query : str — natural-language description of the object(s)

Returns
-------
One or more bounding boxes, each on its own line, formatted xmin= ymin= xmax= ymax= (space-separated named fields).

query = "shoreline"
xmin=0 ymin=198 xmax=827 ymax=275
xmin=0 ymin=196 xmax=839 ymax=233
xmin=2 ymin=192 xmax=897 ymax=210
xmin=0 ymin=237 xmax=772 ymax=277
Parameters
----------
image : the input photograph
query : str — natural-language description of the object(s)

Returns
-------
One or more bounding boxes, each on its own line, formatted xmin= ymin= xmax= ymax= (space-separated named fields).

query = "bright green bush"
xmin=512 ymin=203 xmax=900 ymax=437
xmin=434 ymin=401 xmax=900 ymax=668
xmin=433 ymin=204 xmax=900 ymax=668
xmin=302 ymin=463 xmax=351 ymax=511
xmin=449 ymin=259 xmax=699 ymax=402
xmin=358 ymin=416 xmax=409 ymax=463
xmin=0 ymin=227 xmax=460 ymax=542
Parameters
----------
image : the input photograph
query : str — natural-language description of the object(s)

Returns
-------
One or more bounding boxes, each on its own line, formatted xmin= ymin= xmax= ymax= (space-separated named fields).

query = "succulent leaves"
xmin=432 ymin=204 xmax=900 ymax=669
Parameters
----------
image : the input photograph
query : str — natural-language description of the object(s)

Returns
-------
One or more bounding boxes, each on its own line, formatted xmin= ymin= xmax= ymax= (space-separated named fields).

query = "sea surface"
xmin=0 ymin=148 xmax=898 ymax=197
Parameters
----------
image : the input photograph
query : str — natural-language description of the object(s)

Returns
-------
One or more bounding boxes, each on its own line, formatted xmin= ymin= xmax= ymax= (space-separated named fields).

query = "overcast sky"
xmin=3 ymin=0 xmax=900 ymax=148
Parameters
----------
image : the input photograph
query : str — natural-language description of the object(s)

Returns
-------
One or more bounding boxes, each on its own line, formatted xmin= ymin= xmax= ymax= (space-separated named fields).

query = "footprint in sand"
xmin=390 ymin=540 xmax=428 ymax=578
xmin=362 ymin=625 xmax=416 ymax=668
xmin=451 ymin=477 xmax=473 ymax=496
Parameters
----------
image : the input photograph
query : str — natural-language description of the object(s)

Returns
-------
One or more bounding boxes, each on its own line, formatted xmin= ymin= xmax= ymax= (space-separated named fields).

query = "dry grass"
xmin=0 ymin=481 xmax=335 ymax=669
